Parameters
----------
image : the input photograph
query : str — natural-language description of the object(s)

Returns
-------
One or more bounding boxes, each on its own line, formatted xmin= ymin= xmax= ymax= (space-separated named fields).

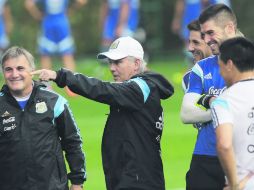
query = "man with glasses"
xmin=31 ymin=36 xmax=174 ymax=190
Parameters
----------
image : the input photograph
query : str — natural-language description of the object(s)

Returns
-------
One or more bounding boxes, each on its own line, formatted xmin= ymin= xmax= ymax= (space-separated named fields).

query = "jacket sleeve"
xmin=54 ymin=96 xmax=86 ymax=185
xmin=54 ymin=68 xmax=149 ymax=110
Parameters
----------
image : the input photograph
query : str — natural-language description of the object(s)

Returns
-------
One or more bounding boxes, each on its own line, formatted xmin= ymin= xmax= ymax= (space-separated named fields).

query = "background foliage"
xmin=8 ymin=0 xmax=254 ymax=59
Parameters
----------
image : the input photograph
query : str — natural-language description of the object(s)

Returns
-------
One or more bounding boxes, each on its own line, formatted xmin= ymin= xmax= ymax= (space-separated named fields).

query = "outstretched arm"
xmin=24 ymin=0 xmax=43 ymax=21
xmin=171 ymin=0 xmax=184 ymax=35
xmin=115 ymin=0 xmax=130 ymax=37
xmin=31 ymin=68 xmax=146 ymax=110
xmin=3 ymin=3 xmax=13 ymax=35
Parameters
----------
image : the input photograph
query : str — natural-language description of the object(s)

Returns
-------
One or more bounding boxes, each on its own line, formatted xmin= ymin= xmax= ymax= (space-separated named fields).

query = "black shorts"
xmin=186 ymin=154 xmax=225 ymax=190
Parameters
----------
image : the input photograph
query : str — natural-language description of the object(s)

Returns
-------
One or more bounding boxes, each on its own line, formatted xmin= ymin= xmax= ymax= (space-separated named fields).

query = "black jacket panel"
xmin=55 ymin=69 xmax=174 ymax=190
xmin=0 ymin=82 xmax=86 ymax=190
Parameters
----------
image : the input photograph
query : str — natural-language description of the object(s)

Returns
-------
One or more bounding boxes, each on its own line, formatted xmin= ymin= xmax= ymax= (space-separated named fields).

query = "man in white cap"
xmin=31 ymin=36 xmax=174 ymax=190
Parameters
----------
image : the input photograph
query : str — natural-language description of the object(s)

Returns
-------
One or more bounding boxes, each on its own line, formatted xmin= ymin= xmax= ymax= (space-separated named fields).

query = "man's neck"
xmin=10 ymin=84 xmax=34 ymax=99
xmin=234 ymin=71 xmax=254 ymax=84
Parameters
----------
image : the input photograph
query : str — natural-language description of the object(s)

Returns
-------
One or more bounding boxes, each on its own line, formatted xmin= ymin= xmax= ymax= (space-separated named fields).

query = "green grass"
xmin=0 ymin=57 xmax=197 ymax=189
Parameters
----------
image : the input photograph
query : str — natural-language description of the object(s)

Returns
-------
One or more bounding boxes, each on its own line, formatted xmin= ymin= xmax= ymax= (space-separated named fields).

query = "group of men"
xmin=0 ymin=37 xmax=174 ymax=190
xmin=181 ymin=3 xmax=254 ymax=190
xmin=0 ymin=2 xmax=254 ymax=190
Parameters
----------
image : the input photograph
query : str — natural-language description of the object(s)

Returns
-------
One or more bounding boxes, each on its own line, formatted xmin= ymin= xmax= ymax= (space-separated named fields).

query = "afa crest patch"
xmin=110 ymin=40 xmax=120 ymax=49
xmin=35 ymin=102 xmax=47 ymax=114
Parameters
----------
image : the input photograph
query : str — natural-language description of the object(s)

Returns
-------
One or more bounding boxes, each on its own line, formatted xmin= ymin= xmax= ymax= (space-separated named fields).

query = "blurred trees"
xmin=8 ymin=0 xmax=254 ymax=58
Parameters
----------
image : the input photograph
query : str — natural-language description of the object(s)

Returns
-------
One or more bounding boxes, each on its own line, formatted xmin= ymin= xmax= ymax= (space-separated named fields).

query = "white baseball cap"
xmin=97 ymin=36 xmax=144 ymax=60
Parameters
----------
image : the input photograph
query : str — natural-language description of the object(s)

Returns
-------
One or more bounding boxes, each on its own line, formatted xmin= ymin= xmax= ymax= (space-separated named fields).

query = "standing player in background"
xmin=100 ymin=0 xmax=140 ymax=51
xmin=0 ymin=0 xmax=12 ymax=56
xmin=180 ymin=4 xmax=242 ymax=189
xmin=211 ymin=37 xmax=254 ymax=190
xmin=182 ymin=19 xmax=212 ymax=92
xmin=24 ymin=0 xmax=87 ymax=96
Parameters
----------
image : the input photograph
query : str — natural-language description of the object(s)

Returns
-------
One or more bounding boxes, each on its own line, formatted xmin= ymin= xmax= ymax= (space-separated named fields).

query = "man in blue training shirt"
xmin=180 ymin=4 xmax=242 ymax=189
xmin=24 ymin=0 xmax=87 ymax=96
xmin=182 ymin=19 xmax=212 ymax=92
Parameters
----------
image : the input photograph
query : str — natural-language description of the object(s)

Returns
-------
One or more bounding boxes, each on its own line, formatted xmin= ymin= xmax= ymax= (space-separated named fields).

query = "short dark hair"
xmin=199 ymin=4 xmax=237 ymax=28
xmin=187 ymin=20 xmax=201 ymax=32
xmin=219 ymin=37 xmax=254 ymax=72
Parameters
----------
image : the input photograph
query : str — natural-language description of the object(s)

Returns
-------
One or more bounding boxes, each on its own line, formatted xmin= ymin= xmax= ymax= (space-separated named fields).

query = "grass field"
xmin=0 ymin=56 xmax=197 ymax=190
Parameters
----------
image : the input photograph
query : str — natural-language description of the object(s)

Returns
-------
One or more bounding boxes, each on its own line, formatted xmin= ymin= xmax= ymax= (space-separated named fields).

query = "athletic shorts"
xmin=38 ymin=14 xmax=75 ymax=55
xmin=186 ymin=154 xmax=225 ymax=190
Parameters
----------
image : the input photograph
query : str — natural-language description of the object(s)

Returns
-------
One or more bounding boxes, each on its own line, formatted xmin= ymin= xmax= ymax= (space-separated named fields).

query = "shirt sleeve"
xmin=182 ymin=70 xmax=190 ymax=93
xmin=186 ymin=63 xmax=204 ymax=94
xmin=211 ymin=96 xmax=233 ymax=129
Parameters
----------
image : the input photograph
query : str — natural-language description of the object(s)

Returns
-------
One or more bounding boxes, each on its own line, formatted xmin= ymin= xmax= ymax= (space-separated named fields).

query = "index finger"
xmin=30 ymin=70 xmax=42 ymax=75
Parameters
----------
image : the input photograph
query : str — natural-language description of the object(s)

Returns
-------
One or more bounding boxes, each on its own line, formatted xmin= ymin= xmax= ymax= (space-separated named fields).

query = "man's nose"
xmin=203 ymin=34 xmax=211 ymax=44
xmin=109 ymin=63 xmax=116 ymax=71
xmin=188 ymin=42 xmax=195 ymax=52
xmin=11 ymin=69 xmax=19 ymax=77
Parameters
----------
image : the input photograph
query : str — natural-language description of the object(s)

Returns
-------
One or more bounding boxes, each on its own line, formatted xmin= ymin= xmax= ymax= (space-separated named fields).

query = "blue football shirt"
xmin=186 ymin=55 xmax=226 ymax=156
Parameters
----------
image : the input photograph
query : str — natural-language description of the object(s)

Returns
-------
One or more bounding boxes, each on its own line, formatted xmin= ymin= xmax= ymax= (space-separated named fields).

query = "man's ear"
xmin=134 ymin=58 xmax=141 ymax=71
xmin=225 ymin=21 xmax=235 ymax=36
xmin=226 ymin=59 xmax=234 ymax=71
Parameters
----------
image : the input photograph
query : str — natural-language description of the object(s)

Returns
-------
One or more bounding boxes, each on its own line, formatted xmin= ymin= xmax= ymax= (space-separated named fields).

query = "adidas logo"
xmin=204 ymin=73 xmax=212 ymax=79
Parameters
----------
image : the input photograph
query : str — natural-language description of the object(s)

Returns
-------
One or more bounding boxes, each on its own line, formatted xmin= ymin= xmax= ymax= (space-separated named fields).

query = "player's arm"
xmin=3 ymin=3 xmax=13 ymax=35
xmin=99 ymin=0 xmax=108 ymax=29
xmin=211 ymin=97 xmax=239 ymax=189
xmin=31 ymin=69 xmax=168 ymax=110
xmin=215 ymin=123 xmax=238 ymax=189
xmin=24 ymin=0 xmax=43 ymax=21
xmin=115 ymin=0 xmax=130 ymax=37
xmin=180 ymin=64 xmax=212 ymax=124
xmin=180 ymin=92 xmax=212 ymax=123
xmin=171 ymin=0 xmax=184 ymax=34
